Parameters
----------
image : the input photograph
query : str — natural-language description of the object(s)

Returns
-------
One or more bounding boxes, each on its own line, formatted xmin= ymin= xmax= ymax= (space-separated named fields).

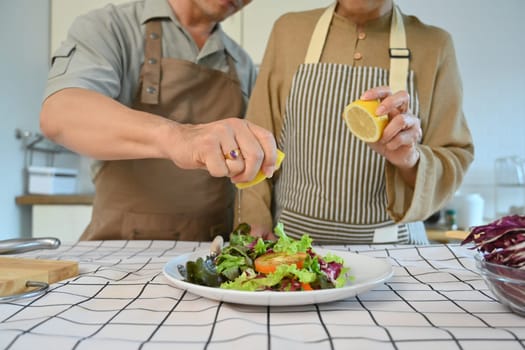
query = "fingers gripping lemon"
xmin=343 ymin=99 xmax=389 ymax=142
xmin=235 ymin=149 xmax=285 ymax=189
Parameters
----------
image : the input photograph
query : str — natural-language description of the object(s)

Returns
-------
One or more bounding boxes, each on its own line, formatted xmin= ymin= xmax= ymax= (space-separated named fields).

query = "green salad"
xmin=185 ymin=223 xmax=351 ymax=292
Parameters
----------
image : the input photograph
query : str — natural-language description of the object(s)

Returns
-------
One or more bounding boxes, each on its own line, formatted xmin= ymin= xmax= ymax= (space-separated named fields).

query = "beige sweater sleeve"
xmin=386 ymin=31 xmax=474 ymax=222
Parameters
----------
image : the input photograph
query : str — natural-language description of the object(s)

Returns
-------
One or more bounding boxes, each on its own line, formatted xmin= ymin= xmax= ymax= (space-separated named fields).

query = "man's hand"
xmin=41 ymin=89 xmax=278 ymax=184
xmin=163 ymin=118 xmax=278 ymax=183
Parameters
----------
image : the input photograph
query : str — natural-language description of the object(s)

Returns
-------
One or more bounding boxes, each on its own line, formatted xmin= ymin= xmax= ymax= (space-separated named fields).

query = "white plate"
xmin=163 ymin=248 xmax=393 ymax=306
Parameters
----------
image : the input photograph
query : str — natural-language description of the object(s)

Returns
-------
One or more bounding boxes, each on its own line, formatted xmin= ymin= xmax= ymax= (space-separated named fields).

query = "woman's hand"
xmin=360 ymin=86 xmax=422 ymax=186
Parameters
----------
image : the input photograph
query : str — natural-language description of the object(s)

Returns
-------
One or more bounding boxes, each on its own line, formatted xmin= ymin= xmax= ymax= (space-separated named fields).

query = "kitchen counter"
xmin=15 ymin=194 xmax=94 ymax=205
xmin=426 ymin=228 xmax=469 ymax=243
xmin=1 ymin=240 xmax=523 ymax=349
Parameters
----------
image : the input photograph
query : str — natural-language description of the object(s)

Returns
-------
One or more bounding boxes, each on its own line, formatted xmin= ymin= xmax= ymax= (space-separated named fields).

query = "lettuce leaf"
xmin=220 ymin=264 xmax=317 ymax=291
xmin=273 ymin=222 xmax=313 ymax=254
xmin=187 ymin=222 xmax=352 ymax=291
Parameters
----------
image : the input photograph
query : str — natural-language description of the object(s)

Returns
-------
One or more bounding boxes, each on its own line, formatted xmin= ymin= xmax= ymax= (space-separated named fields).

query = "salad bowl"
xmin=462 ymin=214 xmax=525 ymax=316
xmin=475 ymin=253 xmax=525 ymax=316
xmin=163 ymin=248 xmax=393 ymax=306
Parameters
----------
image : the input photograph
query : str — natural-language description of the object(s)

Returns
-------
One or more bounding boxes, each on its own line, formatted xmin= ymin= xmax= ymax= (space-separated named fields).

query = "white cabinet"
xmin=32 ymin=205 xmax=92 ymax=242
xmin=50 ymin=0 xmax=332 ymax=64
xmin=16 ymin=195 xmax=94 ymax=242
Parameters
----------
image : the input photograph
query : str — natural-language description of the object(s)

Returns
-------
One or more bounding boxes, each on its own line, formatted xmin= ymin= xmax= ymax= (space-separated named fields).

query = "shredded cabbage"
xmin=461 ymin=215 xmax=525 ymax=268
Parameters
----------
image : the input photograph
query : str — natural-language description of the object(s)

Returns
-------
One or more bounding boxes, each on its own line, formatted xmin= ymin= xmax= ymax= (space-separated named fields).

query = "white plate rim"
xmin=162 ymin=248 xmax=393 ymax=306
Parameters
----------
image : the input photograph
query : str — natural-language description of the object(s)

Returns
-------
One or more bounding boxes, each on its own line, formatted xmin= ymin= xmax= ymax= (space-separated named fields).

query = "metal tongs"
xmin=0 ymin=237 xmax=61 ymax=255
xmin=177 ymin=235 xmax=223 ymax=279
xmin=209 ymin=235 xmax=223 ymax=259
xmin=0 ymin=237 xmax=61 ymax=302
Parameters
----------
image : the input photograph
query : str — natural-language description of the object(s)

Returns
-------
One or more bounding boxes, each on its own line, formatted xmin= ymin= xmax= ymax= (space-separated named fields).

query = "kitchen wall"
xmin=0 ymin=0 xmax=51 ymax=239
xmin=395 ymin=0 xmax=525 ymax=219
xmin=0 ymin=0 xmax=523 ymax=239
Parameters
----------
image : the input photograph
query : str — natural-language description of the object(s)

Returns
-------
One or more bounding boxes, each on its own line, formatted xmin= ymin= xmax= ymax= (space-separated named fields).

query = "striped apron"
xmin=275 ymin=4 xmax=427 ymax=244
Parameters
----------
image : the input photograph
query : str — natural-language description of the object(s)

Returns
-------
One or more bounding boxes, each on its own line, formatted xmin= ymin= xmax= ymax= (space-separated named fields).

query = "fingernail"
xmin=376 ymin=106 xmax=386 ymax=115
xmin=360 ymin=91 xmax=370 ymax=99
xmin=263 ymin=166 xmax=275 ymax=178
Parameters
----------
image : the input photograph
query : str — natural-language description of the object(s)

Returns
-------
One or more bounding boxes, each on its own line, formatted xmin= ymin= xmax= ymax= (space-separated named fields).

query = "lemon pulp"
xmin=343 ymin=99 xmax=389 ymax=142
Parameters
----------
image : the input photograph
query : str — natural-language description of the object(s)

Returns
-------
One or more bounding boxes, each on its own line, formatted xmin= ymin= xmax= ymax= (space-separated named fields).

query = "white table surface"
xmin=1 ymin=240 xmax=524 ymax=350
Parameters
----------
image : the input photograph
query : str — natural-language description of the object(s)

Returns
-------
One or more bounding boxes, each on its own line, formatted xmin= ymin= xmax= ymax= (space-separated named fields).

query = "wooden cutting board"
xmin=426 ymin=229 xmax=469 ymax=243
xmin=0 ymin=257 xmax=78 ymax=297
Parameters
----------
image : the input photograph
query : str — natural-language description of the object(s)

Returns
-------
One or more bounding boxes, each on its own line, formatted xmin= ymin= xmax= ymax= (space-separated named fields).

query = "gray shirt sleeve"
xmin=44 ymin=0 xmax=258 ymax=183
xmin=44 ymin=5 xmax=140 ymax=105
xmin=43 ymin=2 xmax=257 ymax=109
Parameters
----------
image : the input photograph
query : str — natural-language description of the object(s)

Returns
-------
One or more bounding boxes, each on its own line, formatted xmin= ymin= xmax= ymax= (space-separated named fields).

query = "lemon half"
xmin=343 ymin=99 xmax=389 ymax=142
xmin=235 ymin=149 xmax=285 ymax=189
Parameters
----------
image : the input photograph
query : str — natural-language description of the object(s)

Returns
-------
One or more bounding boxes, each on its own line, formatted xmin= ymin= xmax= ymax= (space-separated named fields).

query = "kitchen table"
xmin=1 ymin=240 xmax=524 ymax=350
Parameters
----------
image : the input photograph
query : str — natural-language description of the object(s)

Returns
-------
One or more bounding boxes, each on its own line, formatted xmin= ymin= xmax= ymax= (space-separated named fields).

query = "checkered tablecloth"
xmin=1 ymin=241 xmax=524 ymax=350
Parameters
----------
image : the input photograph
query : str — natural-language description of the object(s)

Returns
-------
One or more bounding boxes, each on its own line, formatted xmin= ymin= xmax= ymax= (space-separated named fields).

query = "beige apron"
xmin=81 ymin=20 xmax=244 ymax=241
xmin=275 ymin=4 xmax=427 ymax=244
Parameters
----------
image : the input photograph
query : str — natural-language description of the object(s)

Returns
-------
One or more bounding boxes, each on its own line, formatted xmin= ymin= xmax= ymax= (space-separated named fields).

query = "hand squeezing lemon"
xmin=343 ymin=99 xmax=389 ymax=142
xmin=235 ymin=149 xmax=285 ymax=189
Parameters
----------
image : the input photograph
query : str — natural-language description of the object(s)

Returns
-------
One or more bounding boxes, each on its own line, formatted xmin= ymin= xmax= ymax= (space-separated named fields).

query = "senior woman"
xmin=237 ymin=0 xmax=474 ymax=244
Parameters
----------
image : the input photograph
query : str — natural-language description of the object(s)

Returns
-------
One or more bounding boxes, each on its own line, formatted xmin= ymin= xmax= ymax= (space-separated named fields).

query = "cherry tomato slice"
xmin=254 ymin=252 xmax=308 ymax=274
xmin=301 ymin=282 xmax=313 ymax=291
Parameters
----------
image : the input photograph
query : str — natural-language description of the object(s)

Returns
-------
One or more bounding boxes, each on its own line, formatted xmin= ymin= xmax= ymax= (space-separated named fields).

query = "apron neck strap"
xmin=389 ymin=5 xmax=410 ymax=93
xmin=304 ymin=2 xmax=409 ymax=93
xmin=304 ymin=2 xmax=336 ymax=65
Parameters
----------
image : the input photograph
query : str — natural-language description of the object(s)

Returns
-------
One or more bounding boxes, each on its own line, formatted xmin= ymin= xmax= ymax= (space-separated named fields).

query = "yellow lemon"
xmin=235 ymin=149 xmax=285 ymax=189
xmin=342 ymin=99 xmax=389 ymax=142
